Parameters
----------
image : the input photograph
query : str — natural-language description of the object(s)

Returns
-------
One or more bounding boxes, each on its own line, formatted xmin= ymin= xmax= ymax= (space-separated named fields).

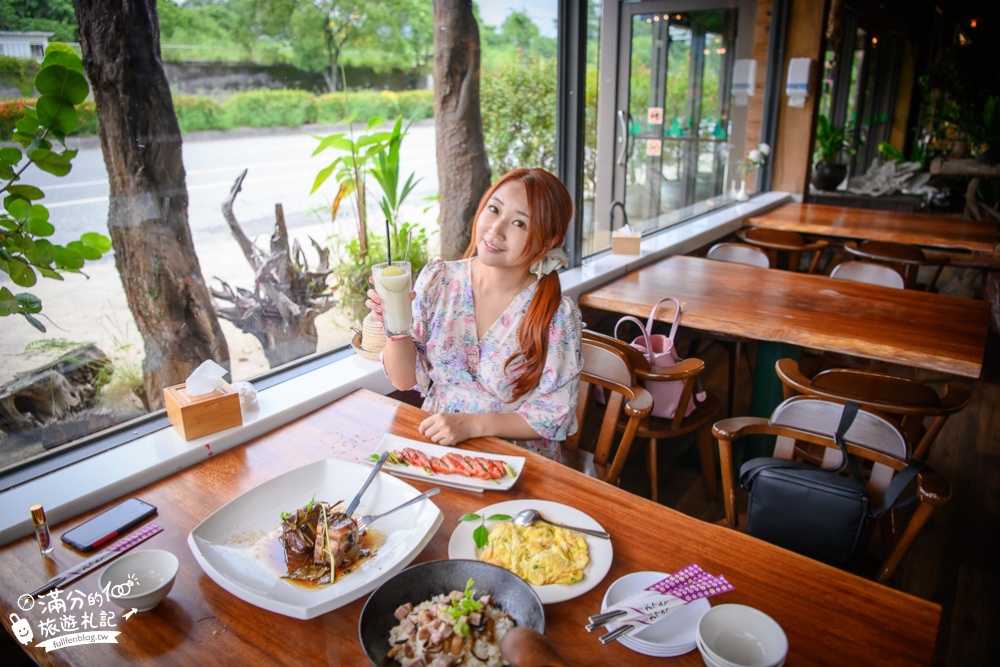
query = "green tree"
xmin=0 ymin=0 xmax=78 ymax=42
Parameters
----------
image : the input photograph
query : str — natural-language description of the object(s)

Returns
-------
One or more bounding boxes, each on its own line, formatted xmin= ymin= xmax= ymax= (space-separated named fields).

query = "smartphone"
xmin=61 ymin=498 xmax=157 ymax=552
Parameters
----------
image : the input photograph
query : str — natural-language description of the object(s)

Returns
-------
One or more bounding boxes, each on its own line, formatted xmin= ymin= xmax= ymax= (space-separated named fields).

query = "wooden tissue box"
xmin=611 ymin=230 xmax=642 ymax=255
xmin=163 ymin=382 xmax=242 ymax=440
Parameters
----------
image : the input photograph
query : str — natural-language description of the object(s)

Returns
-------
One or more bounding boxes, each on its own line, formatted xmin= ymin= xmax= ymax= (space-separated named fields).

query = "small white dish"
xmin=99 ymin=549 xmax=179 ymax=612
xmin=601 ymin=570 xmax=708 ymax=656
xmin=697 ymin=603 xmax=788 ymax=667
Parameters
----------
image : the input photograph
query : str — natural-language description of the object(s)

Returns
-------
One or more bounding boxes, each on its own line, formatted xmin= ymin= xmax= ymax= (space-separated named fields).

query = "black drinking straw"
xmin=385 ymin=219 xmax=393 ymax=266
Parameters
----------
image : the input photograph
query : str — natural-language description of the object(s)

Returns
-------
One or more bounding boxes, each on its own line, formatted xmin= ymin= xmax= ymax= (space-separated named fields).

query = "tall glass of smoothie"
xmin=371 ymin=261 xmax=413 ymax=337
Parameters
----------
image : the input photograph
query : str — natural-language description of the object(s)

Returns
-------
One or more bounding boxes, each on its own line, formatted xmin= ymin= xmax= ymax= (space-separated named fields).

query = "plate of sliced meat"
xmin=369 ymin=434 xmax=525 ymax=492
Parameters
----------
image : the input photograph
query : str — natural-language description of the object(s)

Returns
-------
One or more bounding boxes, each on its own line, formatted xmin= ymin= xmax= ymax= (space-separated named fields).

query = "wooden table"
xmin=1 ymin=389 xmax=941 ymax=666
xmin=746 ymin=202 xmax=997 ymax=253
xmin=579 ymin=255 xmax=989 ymax=378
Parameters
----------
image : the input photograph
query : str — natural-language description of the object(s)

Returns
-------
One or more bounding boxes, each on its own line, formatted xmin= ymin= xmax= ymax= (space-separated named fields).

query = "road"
xmin=23 ymin=120 xmax=441 ymax=248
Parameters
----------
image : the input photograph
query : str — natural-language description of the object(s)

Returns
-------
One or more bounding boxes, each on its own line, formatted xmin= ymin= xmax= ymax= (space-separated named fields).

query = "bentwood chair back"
xmin=829 ymin=260 xmax=905 ymax=289
xmin=736 ymin=227 xmax=829 ymax=273
xmin=775 ymin=358 xmax=971 ymax=461
xmin=713 ymin=395 xmax=951 ymax=583
xmin=706 ymin=242 xmax=770 ymax=268
xmin=703 ymin=241 xmax=768 ymax=417
xmin=843 ymin=240 xmax=948 ymax=291
xmin=563 ymin=332 xmax=653 ymax=486
xmin=582 ymin=330 xmax=722 ymax=503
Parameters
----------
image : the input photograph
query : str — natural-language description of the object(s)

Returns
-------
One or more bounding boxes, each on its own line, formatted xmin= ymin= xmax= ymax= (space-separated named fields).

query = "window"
xmin=586 ymin=0 xmax=767 ymax=257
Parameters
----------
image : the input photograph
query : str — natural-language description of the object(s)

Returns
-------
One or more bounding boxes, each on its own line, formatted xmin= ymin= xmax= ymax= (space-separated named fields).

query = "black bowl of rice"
xmin=359 ymin=559 xmax=545 ymax=666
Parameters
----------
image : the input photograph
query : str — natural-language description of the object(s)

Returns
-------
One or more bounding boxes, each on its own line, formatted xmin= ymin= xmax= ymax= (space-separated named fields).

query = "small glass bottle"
xmin=30 ymin=504 xmax=54 ymax=555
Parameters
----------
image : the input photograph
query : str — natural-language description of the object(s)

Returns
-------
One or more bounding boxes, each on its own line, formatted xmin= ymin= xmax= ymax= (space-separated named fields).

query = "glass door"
xmin=613 ymin=1 xmax=738 ymax=231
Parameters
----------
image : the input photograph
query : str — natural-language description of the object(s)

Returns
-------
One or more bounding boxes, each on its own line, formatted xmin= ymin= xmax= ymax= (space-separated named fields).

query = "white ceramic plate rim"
xmin=601 ymin=570 xmax=709 ymax=653
xmin=371 ymin=434 xmax=526 ymax=492
xmin=446 ymin=499 xmax=613 ymax=604
xmin=187 ymin=459 xmax=443 ymax=619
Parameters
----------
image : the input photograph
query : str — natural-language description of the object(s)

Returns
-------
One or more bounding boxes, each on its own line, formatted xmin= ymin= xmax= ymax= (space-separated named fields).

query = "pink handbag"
xmin=613 ymin=297 xmax=704 ymax=419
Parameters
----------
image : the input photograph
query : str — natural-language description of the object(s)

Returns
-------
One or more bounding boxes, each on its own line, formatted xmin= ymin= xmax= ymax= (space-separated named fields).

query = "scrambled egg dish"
xmin=479 ymin=521 xmax=589 ymax=585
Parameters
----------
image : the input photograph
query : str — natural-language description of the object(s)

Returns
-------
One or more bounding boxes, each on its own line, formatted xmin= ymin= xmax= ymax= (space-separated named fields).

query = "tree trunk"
xmin=72 ymin=0 xmax=229 ymax=409
xmin=433 ymin=0 xmax=491 ymax=259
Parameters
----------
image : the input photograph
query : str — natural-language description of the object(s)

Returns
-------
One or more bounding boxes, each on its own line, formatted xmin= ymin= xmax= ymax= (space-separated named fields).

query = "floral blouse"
xmin=398 ymin=258 xmax=583 ymax=460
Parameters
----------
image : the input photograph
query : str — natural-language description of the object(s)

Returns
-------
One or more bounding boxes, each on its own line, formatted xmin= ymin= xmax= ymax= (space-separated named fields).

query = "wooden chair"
xmin=775 ymin=358 xmax=971 ymax=461
xmin=706 ymin=242 xmax=770 ymax=268
xmin=843 ymin=240 xmax=949 ymax=291
xmin=713 ymin=395 xmax=951 ymax=583
xmin=736 ymin=227 xmax=829 ymax=273
xmin=701 ymin=242 xmax=768 ymax=416
xmin=562 ymin=331 xmax=653 ymax=486
xmin=583 ymin=330 xmax=722 ymax=503
xmin=829 ymin=260 xmax=905 ymax=289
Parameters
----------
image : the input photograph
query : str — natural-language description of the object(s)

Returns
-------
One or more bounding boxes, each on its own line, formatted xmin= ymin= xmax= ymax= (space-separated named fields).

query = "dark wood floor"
xmin=615 ymin=327 xmax=1000 ymax=667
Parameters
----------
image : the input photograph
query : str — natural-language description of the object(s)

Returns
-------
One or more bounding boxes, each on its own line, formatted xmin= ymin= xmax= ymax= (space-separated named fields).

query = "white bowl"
xmin=98 ymin=549 xmax=179 ymax=612
xmin=696 ymin=604 xmax=787 ymax=667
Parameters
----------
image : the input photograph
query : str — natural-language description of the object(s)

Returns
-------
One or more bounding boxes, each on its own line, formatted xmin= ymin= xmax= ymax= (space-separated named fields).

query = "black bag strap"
xmin=833 ymin=401 xmax=862 ymax=478
xmin=870 ymin=460 xmax=928 ymax=518
xmin=740 ymin=401 xmax=861 ymax=487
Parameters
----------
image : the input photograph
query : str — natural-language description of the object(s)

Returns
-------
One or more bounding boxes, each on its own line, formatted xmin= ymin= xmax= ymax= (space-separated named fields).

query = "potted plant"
xmin=811 ymin=114 xmax=856 ymax=191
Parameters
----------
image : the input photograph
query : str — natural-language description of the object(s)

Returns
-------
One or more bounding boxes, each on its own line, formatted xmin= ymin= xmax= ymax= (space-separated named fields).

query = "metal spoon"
xmin=346 ymin=451 xmax=389 ymax=517
xmin=512 ymin=509 xmax=611 ymax=539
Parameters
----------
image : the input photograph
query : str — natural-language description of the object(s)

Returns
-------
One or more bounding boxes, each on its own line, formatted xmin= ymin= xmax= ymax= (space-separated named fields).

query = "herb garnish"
xmin=460 ymin=513 xmax=512 ymax=549
xmin=444 ymin=578 xmax=485 ymax=637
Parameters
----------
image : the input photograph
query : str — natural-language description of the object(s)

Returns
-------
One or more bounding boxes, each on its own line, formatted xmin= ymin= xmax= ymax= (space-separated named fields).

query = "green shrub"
xmin=75 ymin=101 xmax=99 ymax=136
xmin=0 ymin=56 xmax=39 ymax=96
xmin=222 ymin=89 xmax=318 ymax=128
xmin=315 ymin=93 xmax=350 ymax=124
xmin=347 ymin=91 xmax=399 ymax=123
xmin=396 ymin=90 xmax=434 ymax=121
xmin=173 ymin=95 xmax=225 ymax=132
xmin=480 ymin=58 xmax=558 ymax=174
xmin=1 ymin=99 xmax=98 ymax=139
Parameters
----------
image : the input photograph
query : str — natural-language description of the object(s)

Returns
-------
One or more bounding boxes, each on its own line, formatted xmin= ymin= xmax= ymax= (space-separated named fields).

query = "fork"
xmin=355 ymin=487 xmax=441 ymax=533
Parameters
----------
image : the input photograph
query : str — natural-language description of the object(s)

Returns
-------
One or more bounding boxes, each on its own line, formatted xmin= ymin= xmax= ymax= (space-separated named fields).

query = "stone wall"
xmin=163 ymin=61 xmax=421 ymax=98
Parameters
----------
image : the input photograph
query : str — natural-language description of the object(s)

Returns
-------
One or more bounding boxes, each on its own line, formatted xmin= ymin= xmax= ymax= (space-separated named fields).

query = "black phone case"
xmin=60 ymin=499 xmax=157 ymax=551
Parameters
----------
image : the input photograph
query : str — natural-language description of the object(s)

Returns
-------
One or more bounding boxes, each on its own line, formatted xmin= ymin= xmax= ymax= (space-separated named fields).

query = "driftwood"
xmin=0 ymin=345 xmax=110 ymax=435
xmin=212 ymin=170 xmax=335 ymax=368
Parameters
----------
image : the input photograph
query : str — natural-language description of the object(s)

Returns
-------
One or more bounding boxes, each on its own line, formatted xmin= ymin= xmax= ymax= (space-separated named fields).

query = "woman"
xmin=367 ymin=167 xmax=582 ymax=459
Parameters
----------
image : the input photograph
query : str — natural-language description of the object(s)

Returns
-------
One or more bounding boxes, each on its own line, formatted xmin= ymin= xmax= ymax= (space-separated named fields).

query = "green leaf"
xmin=26 ymin=239 xmax=56 ymax=265
xmin=5 ymin=197 xmax=31 ymax=219
xmin=81 ymin=232 xmax=112 ymax=253
xmin=459 ymin=513 xmax=482 ymax=522
xmin=36 ymin=96 xmax=79 ymax=136
xmin=0 ymin=286 xmax=16 ymax=313
xmin=14 ymin=115 xmax=39 ymax=137
xmin=0 ymin=162 xmax=14 ymax=180
xmin=28 ymin=148 xmax=76 ymax=177
xmin=473 ymin=524 xmax=489 ymax=549
xmin=0 ymin=147 xmax=22 ymax=164
xmin=55 ymin=245 xmax=84 ymax=270
xmin=15 ymin=292 xmax=42 ymax=313
xmin=40 ymin=47 xmax=84 ymax=74
xmin=23 ymin=312 xmax=46 ymax=332
xmin=311 ymin=163 xmax=337 ymax=194
xmin=36 ymin=266 xmax=62 ymax=280
xmin=26 ymin=218 xmax=55 ymax=237
xmin=486 ymin=514 xmax=511 ymax=522
xmin=35 ymin=66 xmax=89 ymax=105
xmin=6 ymin=185 xmax=44 ymax=201
xmin=6 ymin=257 xmax=37 ymax=287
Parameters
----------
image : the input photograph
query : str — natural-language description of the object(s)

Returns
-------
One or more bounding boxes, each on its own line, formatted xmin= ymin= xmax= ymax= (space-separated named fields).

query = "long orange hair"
xmin=463 ymin=168 xmax=574 ymax=400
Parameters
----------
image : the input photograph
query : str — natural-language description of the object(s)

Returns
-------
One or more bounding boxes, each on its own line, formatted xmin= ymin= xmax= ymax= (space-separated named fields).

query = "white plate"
xmin=446 ymin=499 xmax=613 ymax=604
xmin=371 ymin=434 xmax=525 ymax=492
xmin=187 ymin=459 xmax=443 ymax=619
xmin=601 ymin=571 xmax=709 ymax=656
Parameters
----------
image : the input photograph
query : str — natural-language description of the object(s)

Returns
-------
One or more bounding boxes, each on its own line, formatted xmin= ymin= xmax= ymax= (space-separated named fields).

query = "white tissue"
xmin=185 ymin=359 xmax=228 ymax=396
xmin=231 ymin=381 xmax=258 ymax=412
